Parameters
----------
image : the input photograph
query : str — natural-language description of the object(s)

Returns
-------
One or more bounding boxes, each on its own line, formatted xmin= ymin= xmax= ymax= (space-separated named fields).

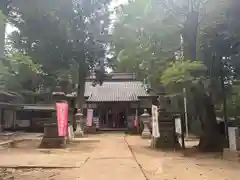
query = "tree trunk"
xmin=183 ymin=10 xmax=224 ymax=151
xmin=182 ymin=11 xmax=198 ymax=61
xmin=77 ymin=62 xmax=86 ymax=110
xmin=197 ymin=93 xmax=225 ymax=151
xmin=0 ymin=0 xmax=10 ymax=59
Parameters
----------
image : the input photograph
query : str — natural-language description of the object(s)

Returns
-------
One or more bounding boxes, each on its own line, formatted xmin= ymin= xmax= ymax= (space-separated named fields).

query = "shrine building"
xmin=69 ymin=73 xmax=152 ymax=131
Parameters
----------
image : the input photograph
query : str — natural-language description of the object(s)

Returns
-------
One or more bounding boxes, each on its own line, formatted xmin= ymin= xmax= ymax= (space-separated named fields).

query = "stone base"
xmin=75 ymin=130 xmax=84 ymax=137
xmin=223 ymin=148 xmax=240 ymax=162
xmin=75 ymin=123 xmax=84 ymax=137
xmin=141 ymin=130 xmax=151 ymax=139
xmin=39 ymin=137 xmax=67 ymax=148
xmin=84 ymin=126 xmax=97 ymax=134
xmin=151 ymin=136 xmax=180 ymax=149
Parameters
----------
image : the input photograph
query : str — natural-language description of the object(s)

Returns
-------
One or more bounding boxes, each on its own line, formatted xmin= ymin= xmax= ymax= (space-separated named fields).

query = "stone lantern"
xmin=140 ymin=109 xmax=151 ymax=139
xmin=75 ymin=109 xmax=84 ymax=137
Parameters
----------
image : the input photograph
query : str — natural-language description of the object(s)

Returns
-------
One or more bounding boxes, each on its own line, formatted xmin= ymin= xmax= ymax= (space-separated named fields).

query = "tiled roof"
xmin=84 ymin=81 xmax=149 ymax=102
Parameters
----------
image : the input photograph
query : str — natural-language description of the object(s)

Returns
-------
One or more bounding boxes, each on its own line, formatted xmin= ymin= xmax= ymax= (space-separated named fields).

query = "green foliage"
xmin=0 ymin=52 xmax=43 ymax=91
xmin=5 ymin=0 xmax=110 ymax=92
xmin=161 ymin=60 xmax=206 ymax=85
xmin=112 ymin=0 xmax=181 ymax=85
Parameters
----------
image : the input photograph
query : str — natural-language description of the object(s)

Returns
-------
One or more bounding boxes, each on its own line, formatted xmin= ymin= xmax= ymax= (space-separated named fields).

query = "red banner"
xmin=56 ymin=102 xmax=69 ymax=137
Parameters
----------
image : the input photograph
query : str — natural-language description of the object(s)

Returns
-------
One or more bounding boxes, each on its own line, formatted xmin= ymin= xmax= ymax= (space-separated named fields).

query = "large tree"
xmin=112 ymin=0 xmax=240 ymax=151
xmin=152 ymin=0 xmax=240 ymax=151
xmin=112 ymin=0 xmax=181 ymax=89
xmin=2 ymin=0 xmax=110 ymax=108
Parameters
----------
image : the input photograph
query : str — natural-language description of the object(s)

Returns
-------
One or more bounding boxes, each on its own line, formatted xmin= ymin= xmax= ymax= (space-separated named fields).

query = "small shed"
xmin=0 ymin=90 xmax=20 ymax=132
xmin=15 ymin=104 xmax=55 ymax=132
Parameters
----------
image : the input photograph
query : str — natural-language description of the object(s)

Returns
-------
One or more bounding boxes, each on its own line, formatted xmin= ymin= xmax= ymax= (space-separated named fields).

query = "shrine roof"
xmin=85 ymin=81 xmax=149 ymax=102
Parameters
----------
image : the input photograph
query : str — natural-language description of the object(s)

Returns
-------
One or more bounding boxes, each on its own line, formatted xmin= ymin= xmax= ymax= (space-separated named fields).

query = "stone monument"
xmin=39 ymin=91 xmax=67 ymax=148
xmin=155 ymin=108 xmax=178 ymax=149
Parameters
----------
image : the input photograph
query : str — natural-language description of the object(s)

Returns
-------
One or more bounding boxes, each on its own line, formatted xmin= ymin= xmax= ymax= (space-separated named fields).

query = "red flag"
xmin=56 ymin=102 xmax=69 ymax=137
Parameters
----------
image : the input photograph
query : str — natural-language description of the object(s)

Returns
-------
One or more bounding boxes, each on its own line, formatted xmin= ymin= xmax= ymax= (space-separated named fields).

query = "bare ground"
xmin=0 ymin=133 xmax=239 ymax=180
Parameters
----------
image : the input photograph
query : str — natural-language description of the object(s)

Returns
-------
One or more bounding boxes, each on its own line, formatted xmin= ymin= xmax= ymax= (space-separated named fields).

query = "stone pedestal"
xmin=75 ymin=109 xmax=84 ymax=137
xmin=40 ymin=123 xmax=67 ymax=148
xmin=141 ymin=122 xmax=151 ymax=139
xmin=84 ymin=125 xmax=97 ymax=134
xmin=157 ymin=110 xmax=178 ymax=149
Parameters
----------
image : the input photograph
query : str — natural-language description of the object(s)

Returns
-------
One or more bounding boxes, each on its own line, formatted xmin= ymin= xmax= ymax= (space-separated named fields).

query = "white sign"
xmin=152 ymin=105 xmax=160 ymax=138
xmin=175 ymin=117 xmax=182 ymax=135
xmin=228 ymin=127 xmax=239 ymax=151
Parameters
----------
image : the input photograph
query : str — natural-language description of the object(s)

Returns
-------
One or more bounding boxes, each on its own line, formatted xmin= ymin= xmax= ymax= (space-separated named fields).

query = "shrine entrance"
xmin=98 ymin=102 xmax=128 ymax=130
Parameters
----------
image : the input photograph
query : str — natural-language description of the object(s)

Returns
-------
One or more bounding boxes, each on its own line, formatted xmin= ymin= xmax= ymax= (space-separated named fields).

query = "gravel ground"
xmin=0 ymin=133 xmax=239 ymax=180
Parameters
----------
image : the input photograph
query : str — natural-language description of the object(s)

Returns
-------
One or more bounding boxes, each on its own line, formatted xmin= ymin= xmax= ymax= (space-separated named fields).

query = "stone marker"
xmin=155 ymin=109 xmax=179 ymax=149
xmin=39 ymin=91 xmax=68 ymax=148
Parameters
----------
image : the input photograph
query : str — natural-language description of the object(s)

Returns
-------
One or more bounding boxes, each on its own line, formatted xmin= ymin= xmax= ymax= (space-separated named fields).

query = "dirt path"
xmin=126 ymin=135 xmax=240 ymax=180
xmin=0 ymin=133 xmax=240 ymax=180
xmin=0 ymin=133 xmax=145 ymax=180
